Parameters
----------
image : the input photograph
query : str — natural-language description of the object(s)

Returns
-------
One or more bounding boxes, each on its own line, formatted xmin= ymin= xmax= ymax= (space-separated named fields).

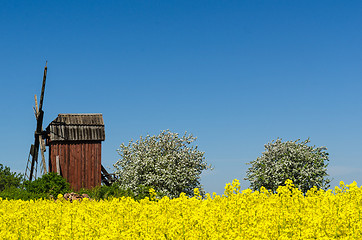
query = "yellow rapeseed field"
xmin=1 ymin=180 xmax=361 ymax=239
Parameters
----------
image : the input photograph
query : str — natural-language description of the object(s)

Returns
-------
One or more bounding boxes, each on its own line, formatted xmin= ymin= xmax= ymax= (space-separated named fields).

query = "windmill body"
xmin=46 ymin=113 xmax=106 ymax=191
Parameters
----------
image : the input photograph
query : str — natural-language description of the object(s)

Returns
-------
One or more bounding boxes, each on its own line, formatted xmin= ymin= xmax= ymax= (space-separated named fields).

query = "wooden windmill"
xmin=25 ymin=63 xmax=116 ymax=189
xmin=25 ymin=62 xmax=48 ymax=181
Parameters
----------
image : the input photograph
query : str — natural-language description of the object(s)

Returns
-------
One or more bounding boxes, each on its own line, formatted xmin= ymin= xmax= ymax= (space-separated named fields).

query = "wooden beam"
xmin=56 ymin=155 xmax=60 ymax=175
xmin=29 ymin=63 xmax=47 ymax=181
xmin=38 ymin=61 xmax=47 ymax=112
xmin=39 ymin=135 xmax=47 ymax=175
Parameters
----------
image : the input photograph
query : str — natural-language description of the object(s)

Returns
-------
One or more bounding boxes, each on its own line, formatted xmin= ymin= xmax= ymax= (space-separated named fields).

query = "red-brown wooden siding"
xmin=49 ymin=141 xmax=101 ymax=191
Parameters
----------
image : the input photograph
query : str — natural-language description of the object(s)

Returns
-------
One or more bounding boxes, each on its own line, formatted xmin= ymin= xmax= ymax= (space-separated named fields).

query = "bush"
xmin=0 ymin=186 xmax=48 ymax=200
xmin=0 ymin=163 xmax=23 ymax=191
xmin=245 ymin=138 xmax=330 ymax=194
xmin=24 ymin=172 xmax=71 ymax=197
xmin=114 ymin=130 xmax=211 ymax=198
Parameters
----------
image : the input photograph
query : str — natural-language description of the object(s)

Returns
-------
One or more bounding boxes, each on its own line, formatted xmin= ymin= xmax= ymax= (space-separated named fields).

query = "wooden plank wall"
xmin=49 ymin=141 xmax=101 ymax=191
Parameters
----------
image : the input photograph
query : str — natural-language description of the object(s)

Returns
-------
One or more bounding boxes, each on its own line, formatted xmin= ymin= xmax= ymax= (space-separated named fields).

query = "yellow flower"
xmin=1 ymin=179 xmax=361 ymax=239
xmin=149 ymin=188 xmax=157 ymax=201
xmin=193 ymin=188 xmax=201 ymax=199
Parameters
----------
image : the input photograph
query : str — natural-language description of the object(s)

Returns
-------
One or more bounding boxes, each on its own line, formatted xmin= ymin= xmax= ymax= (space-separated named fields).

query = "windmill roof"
xmin=46 ymin=114 xmax=105 ymax=142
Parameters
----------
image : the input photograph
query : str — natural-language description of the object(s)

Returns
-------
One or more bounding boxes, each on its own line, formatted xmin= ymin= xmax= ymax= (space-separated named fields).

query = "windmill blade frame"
xmin=26 ymin=62 xmax=48 ymax=181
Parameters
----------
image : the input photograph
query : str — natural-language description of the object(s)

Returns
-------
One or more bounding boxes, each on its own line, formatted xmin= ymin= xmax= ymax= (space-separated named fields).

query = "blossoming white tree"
xmin=114 ymin=130 xmax=211 ymax=198
xmin=245 ymin=138 xmax=330 ymax=194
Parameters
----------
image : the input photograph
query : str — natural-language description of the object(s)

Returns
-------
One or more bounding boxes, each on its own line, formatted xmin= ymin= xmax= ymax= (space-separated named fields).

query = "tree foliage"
xmin=114 ymin=130 xmax=211 ymax=198
xmin=245 ymin=138 xmax=330 ymax=193
xmin=0 ymin=163 xmax=23 ymax=191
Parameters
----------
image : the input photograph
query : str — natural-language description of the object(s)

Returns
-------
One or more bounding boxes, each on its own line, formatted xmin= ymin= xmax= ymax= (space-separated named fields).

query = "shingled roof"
xmin=46 ymin=114 xmax=105 ymax=142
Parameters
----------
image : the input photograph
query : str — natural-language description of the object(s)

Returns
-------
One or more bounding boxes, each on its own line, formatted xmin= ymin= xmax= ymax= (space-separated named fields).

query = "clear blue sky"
xmin=1 ymin=1 xmax=361 ymax=194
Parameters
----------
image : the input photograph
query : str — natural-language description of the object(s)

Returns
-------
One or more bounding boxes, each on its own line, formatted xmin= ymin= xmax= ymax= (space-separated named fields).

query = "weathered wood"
xmin=34 ymin=94 xmax=47 ymax=175
xmin=47 ymin=114 xmax=105 ymax=142
xmin=47 ymin=114 xmax=104 ymax=190
xmin=48 ymin=141 xmax=102 ymax=191
xmin=56 ymin=155 xmax=60 ymax=175
xmin=34 ymin=95 xmax=39 ymax=117
xmin=39 ymin=135 xmax=47 ymax=175
xmin=29 ymin=63 xmax=47 ymax=181
xmin=38 ymin=62 xmax=47 ymax=112
xmin=101 ymin=165 xmax=117 ymax=186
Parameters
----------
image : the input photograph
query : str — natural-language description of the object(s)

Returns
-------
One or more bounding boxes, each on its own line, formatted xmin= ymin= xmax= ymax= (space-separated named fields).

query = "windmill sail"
xmin=25 ymin=63 xmax=48 ymax=181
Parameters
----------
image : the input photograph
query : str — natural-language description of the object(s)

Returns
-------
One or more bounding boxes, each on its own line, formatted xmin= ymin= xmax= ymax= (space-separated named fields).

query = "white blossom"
xmin=245 ymin=138 xmax=330 ymax=193
xmin=114 ymin=130 xmax=211 ymax=198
